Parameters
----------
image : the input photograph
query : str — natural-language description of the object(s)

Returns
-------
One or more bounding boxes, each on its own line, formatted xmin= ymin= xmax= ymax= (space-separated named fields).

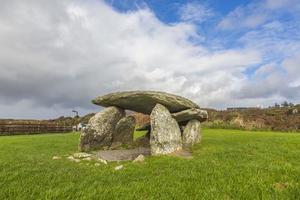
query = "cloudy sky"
xmin=0 ymin=0 xmax=300 ymax=119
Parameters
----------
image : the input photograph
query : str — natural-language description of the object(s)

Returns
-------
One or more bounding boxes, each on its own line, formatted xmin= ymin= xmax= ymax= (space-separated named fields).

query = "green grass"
xmin=133 ymin=130 xmax=147 ymax=139
xmin=0 ymin=129 xmax=300 ymax=200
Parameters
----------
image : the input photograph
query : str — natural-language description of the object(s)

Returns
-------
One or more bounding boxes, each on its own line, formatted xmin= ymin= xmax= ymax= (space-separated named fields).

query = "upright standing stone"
xmin=113 ymin=116 xmax=136 ymax=145
xmin=150 ymin=104 xmax=182 ymax=155
xmin=182 ymin=119 xmax=201 ymax=149
xmin=79 ymin=106 xmax=125 ymax=151
xmin=136 ymin=108 xmax=208 ymax=131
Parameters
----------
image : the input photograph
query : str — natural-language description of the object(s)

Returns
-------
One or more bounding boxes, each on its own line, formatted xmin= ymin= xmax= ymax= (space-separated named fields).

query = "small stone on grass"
xmin=82 ymin=157 xmax=92 ymax=161
xmin=98 ymin=158 xmax=108 ymax=165
xmin=67 ymin=155 xmax=81 ymax=163
xmin=73 ymin=152 xmax=92 ymax=158
xmin=114 ymin=165 xmax=123 ymax=170
xmin=52 ymin=156 xmax=61 ymax=160
xmin=133 ymin=154 xmax=145 ymax=163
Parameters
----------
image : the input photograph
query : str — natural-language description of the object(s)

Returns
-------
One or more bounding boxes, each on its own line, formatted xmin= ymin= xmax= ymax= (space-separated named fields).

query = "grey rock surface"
xmin=172 ymin=108 xmax=208 ymax=123
xmin=113 ymin=116 xmax=135 ymax=145
xmin=92 ymin=91 xmax=199 ymax=114
xmin=136 ymin=108 xmax=208 ymax=131
xmin=79 ymin=106 xmax=125 ymax=151
xmin=150 ymin=104 xmax=182 ymax=155
xmin=182 ymin=119 xmax=202 ymax=149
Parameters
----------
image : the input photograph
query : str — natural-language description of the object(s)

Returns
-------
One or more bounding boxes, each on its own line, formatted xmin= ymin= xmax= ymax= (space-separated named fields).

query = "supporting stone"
xmin=112 ymin=116 xmax=136 ymax=145
xmin=182 ymin=119 xmax=202 ymax=149
xmin=79 ymin=106 xmax=125 ymax=151
xmin=150 ymin=104 xmax=182 ymax=155
xmin=172 ymin=108 xmax=208 ymax=123
xmin=136 ymin=108 xmax=208 ymax=131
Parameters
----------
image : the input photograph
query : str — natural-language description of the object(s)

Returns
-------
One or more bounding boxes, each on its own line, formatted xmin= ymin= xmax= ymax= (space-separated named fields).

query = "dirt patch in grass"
xmin=95 ymin=147 xmax=151 ymax=161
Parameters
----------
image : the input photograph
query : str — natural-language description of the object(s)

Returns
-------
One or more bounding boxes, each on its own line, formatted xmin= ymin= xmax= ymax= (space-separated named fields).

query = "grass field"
xmin=0 ymin=129 xmax=300 ymax=200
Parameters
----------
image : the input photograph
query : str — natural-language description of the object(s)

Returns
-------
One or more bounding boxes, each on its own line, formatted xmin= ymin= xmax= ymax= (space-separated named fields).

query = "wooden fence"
xmin=0 ymin=121 xmax=73 ymax=136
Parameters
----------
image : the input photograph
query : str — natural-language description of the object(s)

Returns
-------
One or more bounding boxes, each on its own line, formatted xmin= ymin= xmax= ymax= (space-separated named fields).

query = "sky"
xmin=0 ymin=0 xmax=300 ymax=119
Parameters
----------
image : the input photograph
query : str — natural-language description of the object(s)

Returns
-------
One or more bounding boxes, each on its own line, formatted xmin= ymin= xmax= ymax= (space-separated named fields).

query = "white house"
xmin=73 ymin=123 xmax=87 ymax=131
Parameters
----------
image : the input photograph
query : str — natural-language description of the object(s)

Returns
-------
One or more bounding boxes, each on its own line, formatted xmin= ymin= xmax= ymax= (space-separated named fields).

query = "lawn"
xmin=0 ymin=129 xmax=300 ymax=200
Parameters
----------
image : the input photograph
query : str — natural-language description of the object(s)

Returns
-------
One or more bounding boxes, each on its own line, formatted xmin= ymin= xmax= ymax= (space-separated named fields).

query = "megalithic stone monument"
xmin=79 ymin=91 xmax=208 ymax=155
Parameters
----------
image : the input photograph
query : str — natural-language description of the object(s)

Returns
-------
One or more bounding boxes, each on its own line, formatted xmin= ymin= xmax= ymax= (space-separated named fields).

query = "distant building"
xmin=292 ymin=109 xmax=298 ymax=115
xmin=73 ymin=123 xmax=87 ymax=131
xmin=287 ymin=108 xmax=298 ymax=116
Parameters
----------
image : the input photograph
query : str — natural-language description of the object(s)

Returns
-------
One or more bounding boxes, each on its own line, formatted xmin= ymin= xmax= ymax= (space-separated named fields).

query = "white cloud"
xmin=218 ymin=0 xmax=300 ymax=30
xmin=179 ymin=2 xmax=213 ymax=24
xmin=218 ymin=2 xmax=268 ymax=30
xmin=0 ymin=0 xmax=299 ymax=119
xmin=254 ymin=63 xmax=277 ymax=77
xmin=265 ymin=0 xmax=299 ymax=9
xmin=216 ymin=0 xmax=300 ymax=104
xmin=282 ymin=55 xmax=300 ymax=84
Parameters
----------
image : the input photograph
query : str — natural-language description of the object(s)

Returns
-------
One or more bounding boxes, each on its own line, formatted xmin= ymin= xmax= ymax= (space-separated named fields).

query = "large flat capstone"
xmin=92 ymin=91 xmax=199 ymax=114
